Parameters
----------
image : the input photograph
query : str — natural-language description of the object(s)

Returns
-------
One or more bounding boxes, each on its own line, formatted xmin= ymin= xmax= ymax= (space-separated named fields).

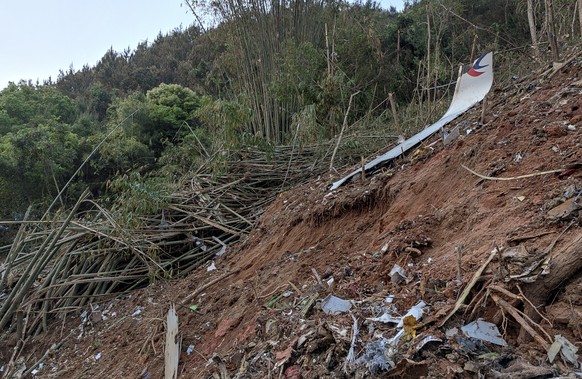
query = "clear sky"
xmin=0 ymin=0 xmax=407 ymax=90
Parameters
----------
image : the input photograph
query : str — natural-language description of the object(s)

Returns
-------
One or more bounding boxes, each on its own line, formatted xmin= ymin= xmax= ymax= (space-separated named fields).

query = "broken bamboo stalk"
xmin=440 ymin=248 xmax=497 ymax=327
xmin=329 ymin=91 xmax=361 ymax=173
xmin=181 ymin=269 xmax=241 ymax=305
xmin=164 ymin=305 xmax=180 ymax=379
xmin=461 ymin=164 xmax=564 ymax=181
xmin=491 ymin=293 xmax=550 ymax=350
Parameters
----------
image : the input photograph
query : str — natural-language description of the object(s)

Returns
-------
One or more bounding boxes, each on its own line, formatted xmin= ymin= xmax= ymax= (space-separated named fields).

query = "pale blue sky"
xmin=0 ymin=0 xmax=406 ymax=90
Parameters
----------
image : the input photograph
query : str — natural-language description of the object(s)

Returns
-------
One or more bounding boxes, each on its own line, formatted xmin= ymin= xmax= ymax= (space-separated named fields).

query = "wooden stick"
xmin=181 ymin=269 xmax=240 ymax=305
xmin=491 ymin=293 xmax=550 ymax=350
xmin=440 ymin=248 xmax=497 ymax=327
xmin=388 ymin=93 xmax=401 ymax=135
xmin=461 ymin=164 xmax=563 ymax=181
xmin=329 ymin=91 xmax=360 ymax=173
xmin=480 ymin=95 xmax=487 ymax=125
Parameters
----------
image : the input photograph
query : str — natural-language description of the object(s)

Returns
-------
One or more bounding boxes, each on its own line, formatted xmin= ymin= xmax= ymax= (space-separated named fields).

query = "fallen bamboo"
xmin=181 ymin=269 xmax=241 ymax=305
xmin=440 ymin=248 xmax=498 ymax=327
xmin=1 ymin=139 xmax=366 ymax=336
xmin=490 ymin=293 xmax=550 ymax=350
xmin=461 ymin=164 xmax=564 ymax=181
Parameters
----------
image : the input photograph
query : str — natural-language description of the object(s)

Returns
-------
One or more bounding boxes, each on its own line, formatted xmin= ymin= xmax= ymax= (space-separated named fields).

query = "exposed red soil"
xmin=2 ymin=59 xmax=582 ymax=378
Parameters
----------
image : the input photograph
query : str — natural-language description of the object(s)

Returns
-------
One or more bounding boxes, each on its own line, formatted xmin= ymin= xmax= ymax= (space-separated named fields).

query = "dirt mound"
xmin=2 ymin=59 xmax=582 ymax=378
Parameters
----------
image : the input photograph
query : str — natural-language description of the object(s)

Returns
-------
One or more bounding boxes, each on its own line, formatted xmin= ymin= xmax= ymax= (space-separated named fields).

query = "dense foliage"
xmin=0 ymin=0 xmax=577 ymax=219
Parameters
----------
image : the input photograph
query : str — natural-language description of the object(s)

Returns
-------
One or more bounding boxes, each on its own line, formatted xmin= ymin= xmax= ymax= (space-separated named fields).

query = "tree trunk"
xmin=519 ymin=230 xmax=582 ymax=343
xmin=397 ymin=29 xmax=401 ymax=65
xmin=527 ymin=0 xmax=540 ymax=58
xmin=545 ymin=0 xmax=560 ymax=61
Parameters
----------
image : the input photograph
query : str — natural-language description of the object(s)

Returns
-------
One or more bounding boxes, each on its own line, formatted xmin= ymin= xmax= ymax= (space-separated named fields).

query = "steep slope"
xmin=2 ymin=57 xmax=582 ymax=378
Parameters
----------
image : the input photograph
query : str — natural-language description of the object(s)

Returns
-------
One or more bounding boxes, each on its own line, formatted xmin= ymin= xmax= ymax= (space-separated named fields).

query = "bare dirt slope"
xmin=2 ymin=58 xmax=582 ymax=378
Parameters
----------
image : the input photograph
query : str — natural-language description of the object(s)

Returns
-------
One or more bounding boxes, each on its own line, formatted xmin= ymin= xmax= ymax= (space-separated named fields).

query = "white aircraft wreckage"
xmin=330 ymin=52 xmax=494 ymax=190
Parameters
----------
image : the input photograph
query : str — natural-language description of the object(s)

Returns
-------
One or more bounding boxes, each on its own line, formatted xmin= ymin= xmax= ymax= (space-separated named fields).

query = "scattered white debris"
xmin=367 ymin=312 xmax=401 ymax=324
xmin=389 ymin=264 xmax=408 ymax=285
xmin=326 ymin=277 xmax=335 ymax=286
xmin=461 ymin=319 xmax=507 ymax=346
xmin=567 ymin=124 xmax=576 ymax=131
xmin=321 ymin=295 xmax=353 ymax=315
xmin=446 ymin=327 xmax=459 ymax=338
xmin=397 ymin=301 xmax=426 ymax=328
xmin=207 ymin=261 xmax=217 ymax=271
xmin=416 ymin=335 xmax=442 ymax=351
xmin=547 ymin=340 xmax=561 ymax=363
xmin=131 ymin=307 xmax=143 ymax=317
xmin=368 ymin=301 xmax=427 ymax=327
xmin=554 ymin=335 xmax=579 ymax=365
xmin=186 ymin=345 xmax=195 ymax=355
xmin=95 ymin=352 xmax=102 ymax=361
xmin=213 ymin=236 xmax=227 ymax=256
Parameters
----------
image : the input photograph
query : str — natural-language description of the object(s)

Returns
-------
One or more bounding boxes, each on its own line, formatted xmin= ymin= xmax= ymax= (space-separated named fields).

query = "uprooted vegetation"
xmin=0 ymin=52 xmax=581 ymax=378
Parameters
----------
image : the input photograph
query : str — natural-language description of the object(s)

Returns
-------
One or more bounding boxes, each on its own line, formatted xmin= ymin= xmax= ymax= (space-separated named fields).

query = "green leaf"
xmin=189 ymin=305 xmax=198 ymax=311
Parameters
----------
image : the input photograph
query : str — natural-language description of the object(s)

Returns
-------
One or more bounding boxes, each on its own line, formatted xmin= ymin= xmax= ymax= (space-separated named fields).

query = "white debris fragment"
xmin=368 ymin=301 xmax=427 ymax=327
xmin=397 ymin=301 xmax=426 ymax=328
xmin=207 ymin=261 xmax=217 ymax=271
xmin=367 ymin=313 xmax=401 ymax=324
xmin=321 ymin=295 xmax=353 ymax=315
xmin=446 ymin=327 xmax=459 ymax=338
xmin=461 ymin=319 xmax=507 ymax=346
xmin=186 ymin=345 xmax=195 ymax=355
xmin=389 ymin=264 xmax=408 ymax=285
xmin=416 ymin=335 xmax=442 ymax=351
xmin=213 ymin=236 xmax=227 ymax=256
xmin=131 ymin=307 xmax=143 ymax=317
xmin=95 ymin=352 xmax=102 ymax=361
xmin=554 ymin=335 xmax=579 ymax=366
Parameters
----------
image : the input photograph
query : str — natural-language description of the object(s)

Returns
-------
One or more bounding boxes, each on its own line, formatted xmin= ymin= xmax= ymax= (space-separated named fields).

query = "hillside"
xmin=1 ymin=52 xmax=581 ymax=378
